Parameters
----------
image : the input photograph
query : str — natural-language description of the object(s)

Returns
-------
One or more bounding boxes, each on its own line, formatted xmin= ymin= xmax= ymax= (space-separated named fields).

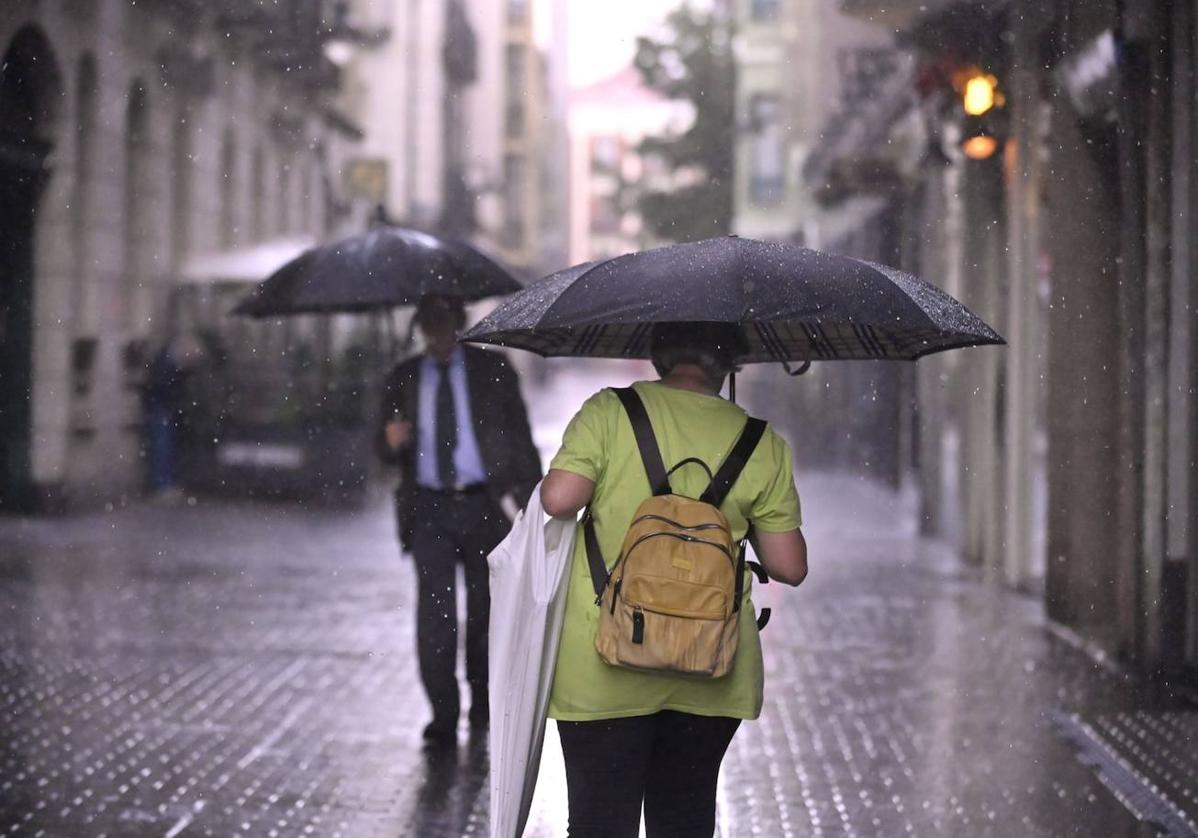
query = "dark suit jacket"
xmin=378 ymin=346 xmax=543 ymax=550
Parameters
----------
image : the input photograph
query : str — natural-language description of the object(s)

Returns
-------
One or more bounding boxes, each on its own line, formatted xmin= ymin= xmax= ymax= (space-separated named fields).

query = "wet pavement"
xmin=1 ymin=451 xmax=1195 ymax=835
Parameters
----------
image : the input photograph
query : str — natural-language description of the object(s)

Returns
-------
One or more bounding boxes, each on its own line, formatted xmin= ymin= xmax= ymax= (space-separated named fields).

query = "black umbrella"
xmin=461 ymin=236 xmax=1004 ymax=364
xmin=233 ymin=226 xmax=522 ymax=318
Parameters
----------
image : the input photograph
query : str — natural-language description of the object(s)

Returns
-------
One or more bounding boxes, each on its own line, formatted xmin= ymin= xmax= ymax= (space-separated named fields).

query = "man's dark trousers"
xmin=410 ymin=487 xmax=510 ymax=730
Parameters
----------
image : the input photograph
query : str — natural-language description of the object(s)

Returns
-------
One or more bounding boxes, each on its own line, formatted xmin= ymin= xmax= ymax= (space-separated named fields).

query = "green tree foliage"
xmin=634 ymin=5 xmax=737 ymax=242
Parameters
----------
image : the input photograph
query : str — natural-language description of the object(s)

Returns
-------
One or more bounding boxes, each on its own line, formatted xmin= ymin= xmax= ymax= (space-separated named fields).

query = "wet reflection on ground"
xmin=0 ymin=475 xmax=1189 ymax=836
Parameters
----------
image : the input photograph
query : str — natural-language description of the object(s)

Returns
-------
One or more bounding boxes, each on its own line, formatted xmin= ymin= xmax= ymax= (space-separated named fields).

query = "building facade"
xmin=731 ymin=0 xmax=915 ymax=487
xmin=566 ymin=68 xmax=693 ymax=265
xmin=0 ymin=0 xmax=373 ymax=509
xmin=816 ymin=0 xmax=1198 ymax=679
xmin=0 ymin=0 xmax=567 ymax=509
xmin=340 ymin=0 xmax=560 ymax=277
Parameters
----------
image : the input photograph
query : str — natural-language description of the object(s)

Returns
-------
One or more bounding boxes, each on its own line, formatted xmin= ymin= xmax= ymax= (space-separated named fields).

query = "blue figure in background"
xmin=143 ymin=336 xmax=196 ymax=500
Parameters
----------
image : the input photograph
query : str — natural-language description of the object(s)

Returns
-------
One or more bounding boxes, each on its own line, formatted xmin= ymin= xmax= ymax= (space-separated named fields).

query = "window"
xmin=502 ymin=154 xmax=526 ymax=247
xmin=591 ymin=136 xmax=620 ymax=173
xmin=590 ymin=194 xmax=620 ymax=235
xmin=277 ymin=159 xmax=292 ymax=236
xmin=505 ymin=45 xmax=526 ymax=138
xmin=837 ymin=48 xmax=900 ymax=108
xmin=748 ymin=94 xmax=784 ymax=205
xmin=219 ymin=129 xmax=237 ymax=248
xmin=170 ymin=109 xmax=193 ymax=267
xmin=250 ymin=147 xmax=266 ymax=241
xmin=750 ymin=0 xmax=779 ymax=22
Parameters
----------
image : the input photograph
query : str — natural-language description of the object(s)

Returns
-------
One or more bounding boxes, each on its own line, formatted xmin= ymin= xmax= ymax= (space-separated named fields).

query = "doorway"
xmin=0 ymin=26 xmax=60 ymax=509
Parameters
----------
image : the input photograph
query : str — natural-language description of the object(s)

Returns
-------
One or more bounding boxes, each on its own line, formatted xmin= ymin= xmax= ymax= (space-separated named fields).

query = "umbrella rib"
xmin=536 ymin=258 xmax=609 ymax=328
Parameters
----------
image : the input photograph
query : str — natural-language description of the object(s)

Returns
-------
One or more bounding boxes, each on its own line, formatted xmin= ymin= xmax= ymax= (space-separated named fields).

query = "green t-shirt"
xmin=547 ymin=380 xmax=802 ymax=722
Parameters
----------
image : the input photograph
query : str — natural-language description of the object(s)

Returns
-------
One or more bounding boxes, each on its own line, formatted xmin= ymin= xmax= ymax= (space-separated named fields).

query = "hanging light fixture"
xmin=957 ymin=68 xmax=1006 ymax=161
xmin=962 ymin=134 xmax=999 ymax=160
xmin=963 ymin=73 xmax=998 ymax=116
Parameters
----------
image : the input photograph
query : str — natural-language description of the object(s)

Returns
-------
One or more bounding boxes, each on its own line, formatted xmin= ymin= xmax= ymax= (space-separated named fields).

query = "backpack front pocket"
xmin=621 ymin=573 xmax=729 ymax=620
xmin=598 ymin=597 xmax=736 ymax=677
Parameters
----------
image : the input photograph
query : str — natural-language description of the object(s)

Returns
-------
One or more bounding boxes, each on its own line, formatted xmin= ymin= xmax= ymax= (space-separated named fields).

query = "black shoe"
xmin=469 ymin=695 xmax=489 ymax=730
xmin=423 ymin=719 xmax=457 ymax=747
xmin=467 ymin=724 xmax=489 ymax=756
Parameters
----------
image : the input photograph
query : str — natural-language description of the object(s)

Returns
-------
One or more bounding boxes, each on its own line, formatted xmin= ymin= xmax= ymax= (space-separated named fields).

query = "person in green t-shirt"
xmin=541 ymin=322 xmax=809 ymax=838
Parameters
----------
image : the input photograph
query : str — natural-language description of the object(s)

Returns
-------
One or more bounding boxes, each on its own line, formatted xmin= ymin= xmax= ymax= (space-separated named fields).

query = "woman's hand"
xmin=541 ymin=469 xmax=595 ymax=518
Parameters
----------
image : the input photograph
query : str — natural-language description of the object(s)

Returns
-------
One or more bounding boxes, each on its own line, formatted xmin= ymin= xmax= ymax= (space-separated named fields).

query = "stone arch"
xmin=0 ymin=24 xmax=64 ymax=507
xmin=0 ymin=25 xmax=63 ymax=143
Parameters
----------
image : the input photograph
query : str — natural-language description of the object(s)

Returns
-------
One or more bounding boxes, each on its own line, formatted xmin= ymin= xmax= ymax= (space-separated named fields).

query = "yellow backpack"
xmin=584 ymin=387 xmax=769 ymax=679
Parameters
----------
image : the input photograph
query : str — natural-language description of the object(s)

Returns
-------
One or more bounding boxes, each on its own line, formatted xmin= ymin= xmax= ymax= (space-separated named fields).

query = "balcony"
xmin=839 ymin=0 xmax=955 ymax=25
xmin=214 ymin=0 xmax=388 ymax=89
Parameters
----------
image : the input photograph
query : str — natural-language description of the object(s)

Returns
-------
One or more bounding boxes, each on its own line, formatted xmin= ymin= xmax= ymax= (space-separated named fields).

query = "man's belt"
xmin=417 ymin=483 xmax=488 ymax=498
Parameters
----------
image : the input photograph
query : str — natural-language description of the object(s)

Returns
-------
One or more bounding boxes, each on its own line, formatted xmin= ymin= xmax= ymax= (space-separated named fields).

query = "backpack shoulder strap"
xmin=614 ymin=387 xmax=670 ymax=497
xmin=582 ymin=507 xmax=608 ymax=601
xmin=700 ymin=417 xmax=768 ymax=508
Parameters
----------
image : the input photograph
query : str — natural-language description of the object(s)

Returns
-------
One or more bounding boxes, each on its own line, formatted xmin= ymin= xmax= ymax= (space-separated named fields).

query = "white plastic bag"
xmin=488 ymin=481 xmax=576 ymax=838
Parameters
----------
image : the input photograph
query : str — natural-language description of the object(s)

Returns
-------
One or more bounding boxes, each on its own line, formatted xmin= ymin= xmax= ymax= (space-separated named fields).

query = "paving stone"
xmin=0 ymin=475 xmax=1186 ymax=836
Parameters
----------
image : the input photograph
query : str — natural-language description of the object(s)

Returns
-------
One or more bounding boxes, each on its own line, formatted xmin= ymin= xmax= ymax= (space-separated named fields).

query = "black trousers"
xmin=409 ymin=488 xmax=509 ymax=727
xmin=557 ymin=710 xmax=741 ymax=838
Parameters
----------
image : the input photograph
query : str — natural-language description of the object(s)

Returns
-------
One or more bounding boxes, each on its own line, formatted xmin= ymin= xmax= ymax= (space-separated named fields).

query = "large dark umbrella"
xmin=461 ymin=236 xmax=1003 ymax=364
xmin=233 ymin=226 xmax=521 ymax=317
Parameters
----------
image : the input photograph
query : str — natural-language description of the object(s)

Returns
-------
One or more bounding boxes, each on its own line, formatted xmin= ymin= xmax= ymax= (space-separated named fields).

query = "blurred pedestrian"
xmin=379 ymin=293 xmax=542 ymax=747
xmin=540 ymin=322 xmax=809 ymax=838
xmin=142 ymin=333 xmax=201 ymax=502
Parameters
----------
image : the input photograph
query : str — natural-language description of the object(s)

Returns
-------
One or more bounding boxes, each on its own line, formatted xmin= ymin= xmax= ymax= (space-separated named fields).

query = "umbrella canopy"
xmin=233 ymin=226 xmax=522 ymax=317
xmin=461 ymin=236 xmax=1004 ymax=362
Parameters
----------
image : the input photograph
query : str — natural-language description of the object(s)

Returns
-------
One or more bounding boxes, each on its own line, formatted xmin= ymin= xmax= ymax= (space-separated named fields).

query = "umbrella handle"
xmin=782 ymin=360 xmax=812 ymax=377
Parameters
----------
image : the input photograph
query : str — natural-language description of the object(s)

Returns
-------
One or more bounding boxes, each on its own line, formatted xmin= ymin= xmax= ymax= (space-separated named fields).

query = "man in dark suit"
xmin=380 ymin=293 xmax=542 ymax=746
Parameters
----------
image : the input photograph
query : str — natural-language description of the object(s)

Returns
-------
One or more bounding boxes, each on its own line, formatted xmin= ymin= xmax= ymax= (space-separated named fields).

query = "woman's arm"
xmin=541 ymin=469 xmax=595 ymax=518
xmin=751 ymin=528 xmax=808 ymax=586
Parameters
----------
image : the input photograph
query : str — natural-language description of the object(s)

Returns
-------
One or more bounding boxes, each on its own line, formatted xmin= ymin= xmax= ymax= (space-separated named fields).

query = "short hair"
xmin=415 ymin=293 xmax=466 ymax=327
xmin=649 ymin=322 xmax=748 ymax=385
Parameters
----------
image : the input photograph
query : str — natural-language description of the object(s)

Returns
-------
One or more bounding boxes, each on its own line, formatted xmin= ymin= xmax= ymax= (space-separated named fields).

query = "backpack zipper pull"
xmin=632 ymin=607 xmax=644 ymax=644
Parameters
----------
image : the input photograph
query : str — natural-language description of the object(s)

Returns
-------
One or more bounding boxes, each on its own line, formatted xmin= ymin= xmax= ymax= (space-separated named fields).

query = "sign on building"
xmin=344 ymin=158 xmax=389 ymax=204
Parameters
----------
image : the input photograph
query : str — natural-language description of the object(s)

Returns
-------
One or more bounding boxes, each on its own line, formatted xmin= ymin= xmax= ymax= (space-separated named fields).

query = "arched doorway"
xmin=0 ymin=26 xmax=61 ymax=509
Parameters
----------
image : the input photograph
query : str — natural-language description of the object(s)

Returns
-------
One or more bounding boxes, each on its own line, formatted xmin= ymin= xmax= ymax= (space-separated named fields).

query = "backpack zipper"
xmin=625 ymin=530 xmax=735 ymax=568
xmin=631 ymin=607 xmax=644 ymax=644
xmin=631 ymin=514 xmax=724 ymax=532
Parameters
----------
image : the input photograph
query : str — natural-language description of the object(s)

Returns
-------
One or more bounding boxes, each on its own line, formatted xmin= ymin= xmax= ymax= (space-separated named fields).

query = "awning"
xmin=899 ymin=0 xmax=1012 ymax=67
xmin=177 ymin=237 xmax=317 ymax=285
xmin=803 ymin=55 xmax=922 ymax=202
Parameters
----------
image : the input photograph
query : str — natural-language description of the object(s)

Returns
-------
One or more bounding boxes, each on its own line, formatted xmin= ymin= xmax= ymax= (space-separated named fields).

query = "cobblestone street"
xmin=0 ymin=350 xmax=1192 ymax=838
xmin=2 ymin=465 xmax=1193 ymax=837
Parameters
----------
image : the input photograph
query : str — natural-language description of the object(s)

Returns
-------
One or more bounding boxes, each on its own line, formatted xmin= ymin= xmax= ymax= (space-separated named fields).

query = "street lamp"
xmin=962 ymin=133 xmax=999 ymax=160
xmin=957 ymin=68 xmax=1005 ymax=160
xmin=964 ymin=74 xmax=997 ymax=115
